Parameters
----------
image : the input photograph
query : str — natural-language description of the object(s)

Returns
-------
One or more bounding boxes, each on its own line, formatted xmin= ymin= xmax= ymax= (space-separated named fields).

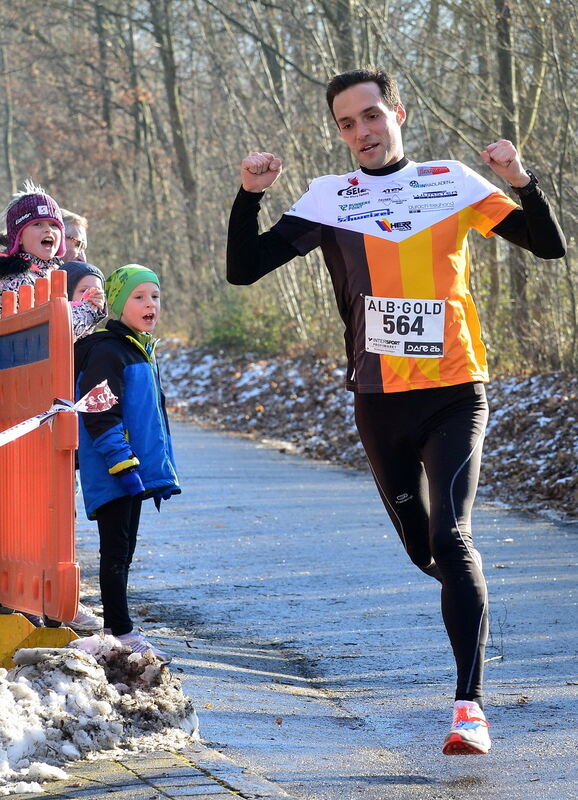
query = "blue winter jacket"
xmin=75 ymin=319 xmax=180 ymax=519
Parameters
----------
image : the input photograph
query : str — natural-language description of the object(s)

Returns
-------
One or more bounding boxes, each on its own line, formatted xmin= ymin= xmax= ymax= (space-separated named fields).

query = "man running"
xmin=226 ymin=68 xmax=566 ymax=755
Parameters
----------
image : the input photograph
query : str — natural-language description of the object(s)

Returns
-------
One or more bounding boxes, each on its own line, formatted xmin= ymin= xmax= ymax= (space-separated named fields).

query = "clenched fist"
xmin=241 ymin=152 xmax=283 ymax=192
xmin=480 ymin=140 xmax=529 ymax=187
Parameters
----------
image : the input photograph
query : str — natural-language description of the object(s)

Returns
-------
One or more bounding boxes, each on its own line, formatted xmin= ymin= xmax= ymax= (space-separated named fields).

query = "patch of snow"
xmin=0 ymin=636 xmax=199 ymax=795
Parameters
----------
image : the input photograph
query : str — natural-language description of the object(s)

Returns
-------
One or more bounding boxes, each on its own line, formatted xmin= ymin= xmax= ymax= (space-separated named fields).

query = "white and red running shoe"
xmin=442 ymin=700 xmax=491 ymax=755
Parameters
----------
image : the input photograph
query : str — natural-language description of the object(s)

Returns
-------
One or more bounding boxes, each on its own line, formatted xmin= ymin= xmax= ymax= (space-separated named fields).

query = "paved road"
xmin=77 ymin=422 xmax=578 ymax=800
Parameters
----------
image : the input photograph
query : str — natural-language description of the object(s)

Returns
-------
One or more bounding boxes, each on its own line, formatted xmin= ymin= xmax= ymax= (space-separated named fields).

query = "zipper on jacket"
xmin=126 ymin=334 xmax=179 ymax=485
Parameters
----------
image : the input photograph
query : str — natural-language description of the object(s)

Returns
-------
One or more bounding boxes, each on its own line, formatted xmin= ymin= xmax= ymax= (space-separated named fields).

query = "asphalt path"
xmin=77 ymin=421 xmax=578 ymax=800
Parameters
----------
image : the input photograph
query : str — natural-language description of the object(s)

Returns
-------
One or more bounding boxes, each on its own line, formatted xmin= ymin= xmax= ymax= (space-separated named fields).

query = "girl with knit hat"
xmin=0 ymin=183 xmax=107 ymax=629
xmin=74 ymin=265 xmax=180 ymax=663
xmin=0 ymin=180 xmax=105 ymax=340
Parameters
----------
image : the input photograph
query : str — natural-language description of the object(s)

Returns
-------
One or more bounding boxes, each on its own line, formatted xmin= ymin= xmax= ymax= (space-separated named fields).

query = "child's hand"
xmin=118 ymin=470 xmax=145 ymax=496
xmin=82 ymin=287 xmax=105 ymax=311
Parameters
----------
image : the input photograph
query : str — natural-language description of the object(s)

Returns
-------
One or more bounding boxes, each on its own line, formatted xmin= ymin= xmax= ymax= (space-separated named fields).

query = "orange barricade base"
xmin=0 ymin=271 xmax=79 ymax=623
xmin=0 ymin=613 xmax=79 ymax=669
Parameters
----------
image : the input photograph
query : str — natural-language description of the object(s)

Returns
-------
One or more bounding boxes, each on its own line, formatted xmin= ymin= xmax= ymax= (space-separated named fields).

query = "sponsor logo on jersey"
xmin=381 ymin=183 xmax=404 ymax=194
xmin=348 ymin=176 xmax=360 ymax=185
xmin=376 ymin=218 xmax=412 ymax=232
xmin=338 ymin=200 xmax=371 ymax=211
xmin=409 ymin=179 xmax=454 ymax=188
xmin=408 ymin=201 xmax=455 ymax=213
xmin=337 ymin=185 xmax=370 ymax=197
xmin=412 ymin=190 xmax=458 ymax=199
xmin=417 ymin=165 xmax=451 ymax=176
xmin=338 ymin=207 xmax=393 ymax=223
xmin=376 ymin=217 xmax=393 ymax=232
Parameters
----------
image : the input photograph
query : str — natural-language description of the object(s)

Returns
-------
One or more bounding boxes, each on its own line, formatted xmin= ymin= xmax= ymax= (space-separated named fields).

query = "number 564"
xmin=382 ymin=314 xmax=425 ymax=336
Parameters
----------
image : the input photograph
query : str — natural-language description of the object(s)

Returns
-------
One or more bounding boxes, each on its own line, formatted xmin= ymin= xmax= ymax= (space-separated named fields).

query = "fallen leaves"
xmin=159 ymin=346 xmax=577 ymax=521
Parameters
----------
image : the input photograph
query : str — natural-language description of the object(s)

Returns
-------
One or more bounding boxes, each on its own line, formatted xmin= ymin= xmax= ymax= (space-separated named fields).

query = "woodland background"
xmin=0 ymin=0 xmax=576 ymax=373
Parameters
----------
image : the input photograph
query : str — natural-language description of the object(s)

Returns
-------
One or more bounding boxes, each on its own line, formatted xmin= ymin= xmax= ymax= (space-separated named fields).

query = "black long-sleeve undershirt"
xmin=227 ymin=183 xmax=566 ymax=286
xmin=491 ymin=186 xmax=566 ymax=257
xmin=226 ymin=189 xmax=298 ymax=285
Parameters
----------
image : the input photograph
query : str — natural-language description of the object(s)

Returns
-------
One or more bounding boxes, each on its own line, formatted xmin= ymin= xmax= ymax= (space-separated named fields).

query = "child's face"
xmin=72 ymin=274 xmax=103 ymax=302
xmin=20 ymin=220 xmax=62 ymax=260
xmin=120 ymin=282 xmax=160 ymax=333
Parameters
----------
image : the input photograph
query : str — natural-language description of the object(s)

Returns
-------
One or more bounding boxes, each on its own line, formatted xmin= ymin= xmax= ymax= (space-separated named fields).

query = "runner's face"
xmin=332 ymin=82 xmax=406 ymax=169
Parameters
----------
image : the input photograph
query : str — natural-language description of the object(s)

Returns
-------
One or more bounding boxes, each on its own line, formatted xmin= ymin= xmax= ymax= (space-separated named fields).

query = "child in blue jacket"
xmin=75 ymin=264 xmax=180 ymax=663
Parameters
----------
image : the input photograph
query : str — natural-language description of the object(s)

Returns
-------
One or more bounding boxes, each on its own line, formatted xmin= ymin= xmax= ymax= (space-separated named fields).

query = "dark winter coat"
xmin=75 ymin=319 xmax=180 ymax=519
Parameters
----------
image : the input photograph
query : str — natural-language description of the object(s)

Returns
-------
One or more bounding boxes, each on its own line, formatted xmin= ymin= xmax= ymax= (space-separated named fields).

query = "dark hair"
xmin=326 ymin=68 xmax=401 ymax=118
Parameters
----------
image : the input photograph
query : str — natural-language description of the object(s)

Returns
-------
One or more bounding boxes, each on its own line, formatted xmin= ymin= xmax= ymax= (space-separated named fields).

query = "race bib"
xmin=365 ymin=296 xmax=445 ymax=358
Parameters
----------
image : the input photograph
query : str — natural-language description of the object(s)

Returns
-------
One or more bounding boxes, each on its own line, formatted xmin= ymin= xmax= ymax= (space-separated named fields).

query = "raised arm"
xmin=482 ymin=140 xmax=566 ymax=259
xmin=227 ymin=152 xmax=300 ymax=285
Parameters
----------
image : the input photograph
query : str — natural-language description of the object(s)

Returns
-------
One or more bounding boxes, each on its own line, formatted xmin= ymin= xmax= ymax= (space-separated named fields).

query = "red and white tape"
xmin=0 ymin=381 xmax=118 ymax=448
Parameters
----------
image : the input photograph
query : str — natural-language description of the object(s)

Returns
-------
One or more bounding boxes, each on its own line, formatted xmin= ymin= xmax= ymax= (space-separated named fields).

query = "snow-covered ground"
xmin=158 ymin=342 xmax=577 ymax=521
xmin=0 ymin=636 xmax=198 ymax=796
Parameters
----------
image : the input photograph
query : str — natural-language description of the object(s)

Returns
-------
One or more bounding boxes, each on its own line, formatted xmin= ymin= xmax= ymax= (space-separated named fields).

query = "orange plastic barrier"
xmin=0 ymin=270 xmax=79 ymax=622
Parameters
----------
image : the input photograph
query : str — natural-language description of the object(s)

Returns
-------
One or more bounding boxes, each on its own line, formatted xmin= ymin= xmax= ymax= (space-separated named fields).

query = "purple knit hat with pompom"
xmin=6 ymin=193 xmax=65 ymax=257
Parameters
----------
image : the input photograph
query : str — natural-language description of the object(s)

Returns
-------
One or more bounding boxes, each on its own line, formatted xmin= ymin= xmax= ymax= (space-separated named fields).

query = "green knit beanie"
xmin=105 ymin=264 xmax=160 ymax=317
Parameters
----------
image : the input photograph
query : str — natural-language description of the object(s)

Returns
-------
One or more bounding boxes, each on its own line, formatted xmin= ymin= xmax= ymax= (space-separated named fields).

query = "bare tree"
xmin=0 ymin=0 xmax=573 ymax=367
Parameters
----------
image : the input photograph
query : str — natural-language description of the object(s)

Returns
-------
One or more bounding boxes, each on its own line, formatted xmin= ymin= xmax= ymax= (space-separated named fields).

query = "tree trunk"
xmin=148 ymin=0 xmax=197 ymax=275
xmin=0 ymin=46 xmax=16 ymax=194
xmin=494 ymin=0 xmax=529 ymax=355
xmin=321 ymin=0 xmax=358 ymax=71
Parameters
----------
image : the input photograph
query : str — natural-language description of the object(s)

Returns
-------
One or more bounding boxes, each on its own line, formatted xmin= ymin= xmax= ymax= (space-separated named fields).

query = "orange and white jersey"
xmin=272 ymin=159 xmax=518 ymax=393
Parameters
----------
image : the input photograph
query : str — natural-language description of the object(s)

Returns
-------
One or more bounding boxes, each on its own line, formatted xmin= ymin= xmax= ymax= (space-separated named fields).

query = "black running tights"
xmin=354 ymin=382 xmax=489 ymax=706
